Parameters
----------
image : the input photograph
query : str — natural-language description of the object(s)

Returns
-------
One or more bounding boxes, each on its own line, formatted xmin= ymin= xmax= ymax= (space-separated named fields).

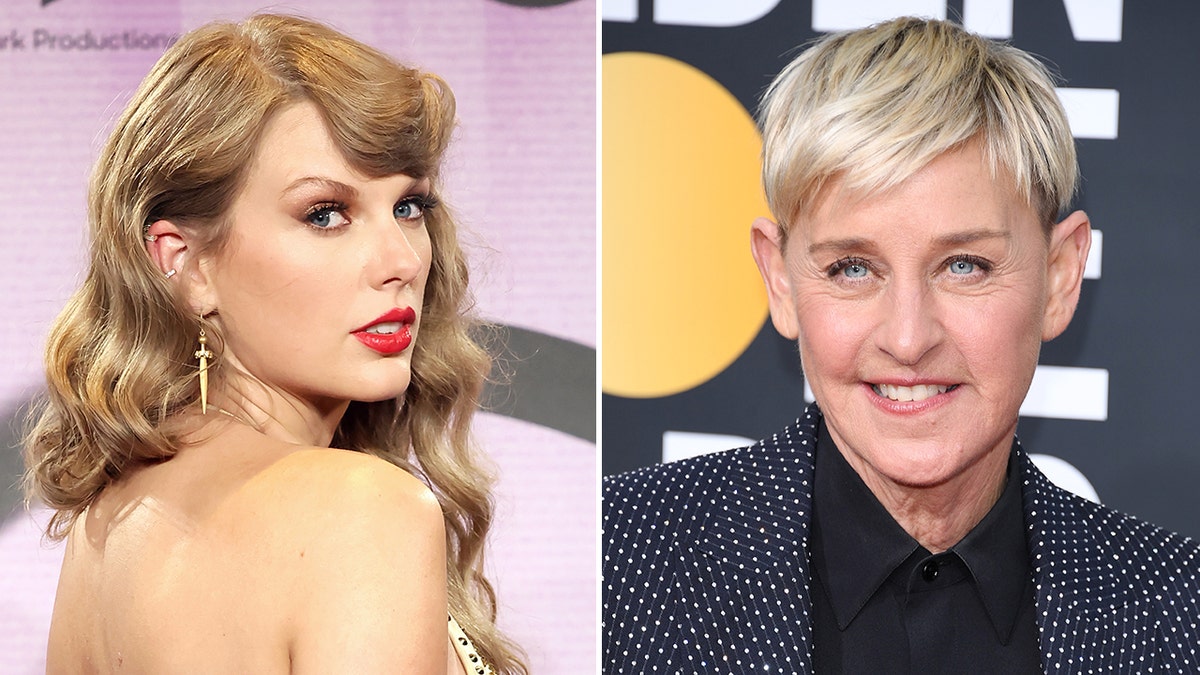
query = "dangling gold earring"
xmin=195 ymin=316 xmax=214 ymax=414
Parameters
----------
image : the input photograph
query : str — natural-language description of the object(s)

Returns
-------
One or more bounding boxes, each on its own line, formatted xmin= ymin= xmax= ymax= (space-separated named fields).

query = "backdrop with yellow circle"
xmin=603 ymin=51 xmax=769 ymax=399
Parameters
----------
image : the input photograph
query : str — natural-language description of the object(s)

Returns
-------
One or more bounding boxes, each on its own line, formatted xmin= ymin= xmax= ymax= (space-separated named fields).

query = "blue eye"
xmin=395 ymin=193 xmax=439 ymax=222
xmin=949 ymin=259 xmax=975 ymax=274
xmin=842 ymin=263 xmax=868 ymax=278
xmin=395 ymin=199 xmax=425 ymax=221
xmin=947 ymin=256 xmax=992 ymax=276
xmin=306 ymin=204 xmax=349 ymax=229
xmin=828 ymin=257 xmax=871 ymax=280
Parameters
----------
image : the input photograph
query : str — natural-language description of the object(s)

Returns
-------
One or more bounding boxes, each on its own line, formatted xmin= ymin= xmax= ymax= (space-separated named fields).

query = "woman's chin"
xmin=350 ymin=384 xmax=411 ymax=404
xmin=863 ymin=442 xmax=1007 ymax=494
xmin=346 ymin=365 xmax=413 ymax=403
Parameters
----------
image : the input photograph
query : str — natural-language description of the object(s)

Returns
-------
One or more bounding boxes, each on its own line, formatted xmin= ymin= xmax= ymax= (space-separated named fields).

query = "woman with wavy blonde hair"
xmin=24 ymin=13 xmax=525 ymax=674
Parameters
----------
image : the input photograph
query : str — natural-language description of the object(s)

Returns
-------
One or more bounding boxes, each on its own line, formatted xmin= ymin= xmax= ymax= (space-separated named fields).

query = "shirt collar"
xmin=810 ymin=419 xmax=1029 ymax=642
xmin=953 ymin=439 xmax=1029 ymax=643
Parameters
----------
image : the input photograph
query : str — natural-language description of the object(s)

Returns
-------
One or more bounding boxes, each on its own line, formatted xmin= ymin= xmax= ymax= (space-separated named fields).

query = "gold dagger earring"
xmin=195 ymin=316 xmax=214 ymax=414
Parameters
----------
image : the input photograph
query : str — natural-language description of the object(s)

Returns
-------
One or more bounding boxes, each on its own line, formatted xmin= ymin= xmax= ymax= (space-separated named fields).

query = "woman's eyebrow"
xmin=933 ymin=228 xmax=1011 ymax=247
xmin=807 ymin=237 xmax=876 ymax=256
xmin=282 ymin=176 xmax=359 ymax=201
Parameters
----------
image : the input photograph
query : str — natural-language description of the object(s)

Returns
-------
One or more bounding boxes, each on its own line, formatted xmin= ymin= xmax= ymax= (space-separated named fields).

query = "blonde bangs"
xmin=760 ymin=17 xmax=1077 ymax=234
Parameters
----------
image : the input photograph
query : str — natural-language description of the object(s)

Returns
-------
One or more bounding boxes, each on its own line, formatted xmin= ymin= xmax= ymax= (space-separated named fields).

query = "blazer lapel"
xmin=674 ymin=412 xmax=821 ymax=673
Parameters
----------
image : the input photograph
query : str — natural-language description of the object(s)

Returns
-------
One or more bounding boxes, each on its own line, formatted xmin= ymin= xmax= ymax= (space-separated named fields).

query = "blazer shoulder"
xmin=1026 ymin=460 xmax=1200 ymax=633
xmin=604 ymin=447 xmax=735 ymax=512
xmin=1075 ymin=493 xmax=1200 ymax=586
xmin=603 ymin=446 xmax=744 ymax=554
xmin=602 ymin=443 xmax=763 ymax=670
xmin=1028 ymin=460 xmax=1200 ymax=570
xmin=603 ymin=415 xmax=820 ymax=571
xmin=1080 ymin=497 xmax=1200 ymax=646
xmin=1086 ymin=497 xmax=1200 ymax=562
xmin=602 ymin=409 xmax=823 ymax=671
xmin=603 ymin=411 xmax=822 ymax=529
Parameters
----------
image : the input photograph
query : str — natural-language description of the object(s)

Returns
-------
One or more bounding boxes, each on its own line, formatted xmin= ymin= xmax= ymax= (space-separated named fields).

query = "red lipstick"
xmin=351 ymin=307 xmax=416 ymax=355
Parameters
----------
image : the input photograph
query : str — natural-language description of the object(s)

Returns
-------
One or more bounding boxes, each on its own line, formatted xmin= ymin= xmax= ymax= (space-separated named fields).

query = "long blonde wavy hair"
xmin=23 ymin=14 xmax=525 ymax=673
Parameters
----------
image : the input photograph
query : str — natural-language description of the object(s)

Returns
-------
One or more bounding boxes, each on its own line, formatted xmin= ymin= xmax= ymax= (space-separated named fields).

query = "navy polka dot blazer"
xmin=603 ymin=404 xmax=1200 ymax=673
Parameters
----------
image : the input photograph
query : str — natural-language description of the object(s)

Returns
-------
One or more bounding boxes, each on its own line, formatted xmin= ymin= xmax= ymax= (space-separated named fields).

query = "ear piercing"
xmin=147 ymin=232 xmax=173 ymax=277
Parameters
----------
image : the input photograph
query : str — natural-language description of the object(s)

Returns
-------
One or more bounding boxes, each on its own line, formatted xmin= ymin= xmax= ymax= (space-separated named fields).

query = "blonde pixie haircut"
xmin=760 ymin=16 xmax=1078 ymax=235
xmin=24 ymin=14 xmax=525 ymax=673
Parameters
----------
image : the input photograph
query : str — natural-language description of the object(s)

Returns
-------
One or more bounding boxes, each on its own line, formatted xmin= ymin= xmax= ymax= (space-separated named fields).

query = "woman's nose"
xmin=874 ymin=280 xmax=944 ymax=366
xmin=367 ymin=215 xmax=426 ymax=288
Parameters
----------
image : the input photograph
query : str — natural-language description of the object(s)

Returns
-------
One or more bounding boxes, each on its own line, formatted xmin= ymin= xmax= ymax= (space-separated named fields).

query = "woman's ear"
xmin=1042 ymin=210 xmax=1092 ymax=341
xmin=145 ymin=219 xmax=218 ymax=315
xmin=750 ymin=217 xmax=800 ymax=340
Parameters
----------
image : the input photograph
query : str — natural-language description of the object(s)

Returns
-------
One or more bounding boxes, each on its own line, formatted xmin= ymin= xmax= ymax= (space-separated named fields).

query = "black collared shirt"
xmin=810 ymin=421 xmax=1041 ymax=673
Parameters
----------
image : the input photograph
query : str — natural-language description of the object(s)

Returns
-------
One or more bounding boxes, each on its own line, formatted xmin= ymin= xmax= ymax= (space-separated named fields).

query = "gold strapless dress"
xmin=449 ymin=615 xmax=495 ymax=675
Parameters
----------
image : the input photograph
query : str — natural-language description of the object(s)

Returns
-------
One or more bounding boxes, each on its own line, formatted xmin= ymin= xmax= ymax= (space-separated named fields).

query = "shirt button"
xmin=922 ymin=560 xmax=939 ymax=582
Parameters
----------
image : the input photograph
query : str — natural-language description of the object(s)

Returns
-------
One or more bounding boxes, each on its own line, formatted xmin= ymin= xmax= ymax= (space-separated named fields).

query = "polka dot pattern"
xmin=602 ymin=405 xmax=1200 ymax=672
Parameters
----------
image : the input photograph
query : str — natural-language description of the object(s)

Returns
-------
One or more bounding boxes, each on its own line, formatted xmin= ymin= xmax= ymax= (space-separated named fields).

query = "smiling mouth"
xmin=871 ymin=383 xmax=959 ymax=402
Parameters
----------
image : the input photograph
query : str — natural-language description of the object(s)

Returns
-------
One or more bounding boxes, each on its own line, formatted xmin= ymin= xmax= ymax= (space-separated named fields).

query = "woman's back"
xmin=47 ymin=424 xmax=455 ymax=673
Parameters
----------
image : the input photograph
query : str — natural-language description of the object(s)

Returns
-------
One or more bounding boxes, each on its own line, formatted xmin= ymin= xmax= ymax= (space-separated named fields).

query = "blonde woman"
xmin=25 ymin=14 xmax=524 ymax=674
xmin=604 ymin=17 xmax=1200 ymax=671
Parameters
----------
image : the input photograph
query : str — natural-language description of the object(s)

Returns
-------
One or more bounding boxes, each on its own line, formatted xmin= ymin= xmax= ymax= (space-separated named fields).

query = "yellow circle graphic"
xmin=603 ymin=52 xmax=770 ymax=398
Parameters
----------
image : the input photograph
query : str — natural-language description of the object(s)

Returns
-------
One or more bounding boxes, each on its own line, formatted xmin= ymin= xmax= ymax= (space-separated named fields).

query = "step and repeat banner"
xmin=0 ymin=0 xmax=595 ymax=671
xmin=603 ymin=0 xmax=1200 ymax=539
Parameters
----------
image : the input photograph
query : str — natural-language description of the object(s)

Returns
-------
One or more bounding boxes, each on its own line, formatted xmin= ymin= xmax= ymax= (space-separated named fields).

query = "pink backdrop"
xmin=0 ymin=1 xmax=596 ymax=671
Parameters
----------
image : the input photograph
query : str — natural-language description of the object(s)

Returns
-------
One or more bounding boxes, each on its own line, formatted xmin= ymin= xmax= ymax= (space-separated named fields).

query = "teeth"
xmin=872 ymin=383 xmax=951 ymax=402
xmin=365 ymin=321 xmax=401 ymax=335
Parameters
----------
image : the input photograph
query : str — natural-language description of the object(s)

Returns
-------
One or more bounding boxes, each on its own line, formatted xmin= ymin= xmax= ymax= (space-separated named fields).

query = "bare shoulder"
xmin=265 ymin=447 xmax=441 ymax=521
xmin=253 ymin=448 xmax=449 ymax=672
xmin=249 ymin=447 xmax=446 ymax=581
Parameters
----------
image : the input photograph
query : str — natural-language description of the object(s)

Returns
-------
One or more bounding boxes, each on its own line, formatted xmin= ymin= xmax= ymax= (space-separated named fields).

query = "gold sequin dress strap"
xmin=448 ymin=614 xmax=494 ymax=675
